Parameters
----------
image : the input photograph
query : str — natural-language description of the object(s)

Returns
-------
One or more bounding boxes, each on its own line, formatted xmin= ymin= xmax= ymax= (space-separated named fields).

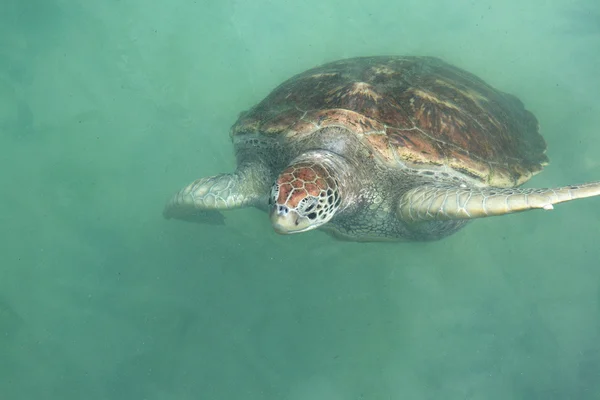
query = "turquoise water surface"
xmin=1 ymin=0 xmax=600 ymax=399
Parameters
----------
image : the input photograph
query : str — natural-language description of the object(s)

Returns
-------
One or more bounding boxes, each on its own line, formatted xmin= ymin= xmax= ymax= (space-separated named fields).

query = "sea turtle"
xmin=163 ymin=56 xmax=600 ymax=241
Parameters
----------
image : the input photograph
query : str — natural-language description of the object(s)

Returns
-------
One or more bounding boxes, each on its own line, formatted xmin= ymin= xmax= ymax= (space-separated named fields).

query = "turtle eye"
xmin=305 ymin=202 xmax=316 ymax=212
xmin=270 ymin=184 xmax=279 ymax=205
xmin=298 ymin=196 xmax=319 ymax=216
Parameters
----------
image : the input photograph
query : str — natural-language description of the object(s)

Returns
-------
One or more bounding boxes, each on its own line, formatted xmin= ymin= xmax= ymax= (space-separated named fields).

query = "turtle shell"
xmin=231 ymin=56 xmax=548 ymax=187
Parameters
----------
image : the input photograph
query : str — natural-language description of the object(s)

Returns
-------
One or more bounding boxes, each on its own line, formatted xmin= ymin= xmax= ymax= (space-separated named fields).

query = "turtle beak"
xmin=269 ymin=205 xmax=315 ymax=234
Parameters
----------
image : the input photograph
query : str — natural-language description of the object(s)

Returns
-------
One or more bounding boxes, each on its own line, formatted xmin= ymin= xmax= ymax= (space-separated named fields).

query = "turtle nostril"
xmin=277 ymin=205 xmax=289 ymax=215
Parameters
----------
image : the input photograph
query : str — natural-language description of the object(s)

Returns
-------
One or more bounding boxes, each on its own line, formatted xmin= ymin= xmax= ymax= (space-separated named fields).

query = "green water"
xmin=1 ymin=0 xmax=600 ymax=399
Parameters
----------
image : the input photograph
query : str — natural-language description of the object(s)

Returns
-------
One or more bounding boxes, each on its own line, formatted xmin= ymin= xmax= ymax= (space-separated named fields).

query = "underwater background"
xmin=1 ymin=0 xmax=600 ymax=398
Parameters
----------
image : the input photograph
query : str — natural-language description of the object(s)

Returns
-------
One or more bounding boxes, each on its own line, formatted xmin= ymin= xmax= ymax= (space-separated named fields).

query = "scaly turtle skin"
xmin=163 ymin=56 xmax=600 ymax=241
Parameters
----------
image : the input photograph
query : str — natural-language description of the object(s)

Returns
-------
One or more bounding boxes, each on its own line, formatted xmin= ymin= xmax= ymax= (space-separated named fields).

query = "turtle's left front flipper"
xmin=398 ymin=181 xmax=600 ymax=222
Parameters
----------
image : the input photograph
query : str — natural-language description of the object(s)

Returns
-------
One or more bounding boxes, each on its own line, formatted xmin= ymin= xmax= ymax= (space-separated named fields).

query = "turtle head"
xmin=269 ymin=162 xmax=342 ymax=234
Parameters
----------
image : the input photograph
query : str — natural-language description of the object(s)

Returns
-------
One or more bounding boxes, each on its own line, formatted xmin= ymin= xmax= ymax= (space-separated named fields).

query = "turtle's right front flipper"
xmin=163 ymin=167 xmax=269 ymax=225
